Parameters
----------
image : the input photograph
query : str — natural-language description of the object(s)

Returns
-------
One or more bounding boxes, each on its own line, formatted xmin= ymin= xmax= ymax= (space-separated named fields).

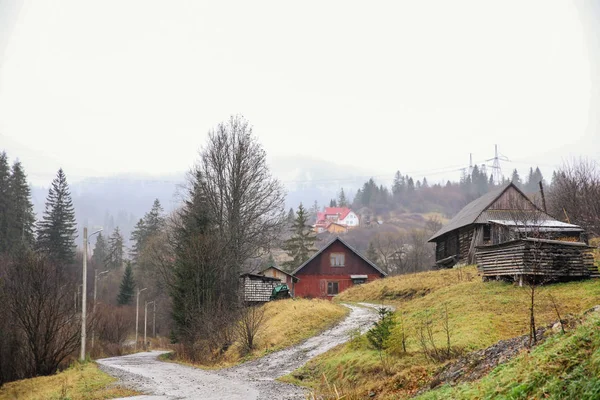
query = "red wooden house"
xmin=291 ymin=237 xmax=387 ymax=298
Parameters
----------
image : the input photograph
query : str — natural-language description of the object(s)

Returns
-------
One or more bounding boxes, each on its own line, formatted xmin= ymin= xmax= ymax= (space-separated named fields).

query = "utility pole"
xmin=80 ymin=227 xmax=88 ymax=361
xmin=91 ymin=269 xmax=109 ymax=350
xmin=145 ymin=300 xmax=155 ymax=348
xmin=80 ymin=228 xmax=102 ymax=361
xmin=153 ymin=301 xmax=156 ymax=338
xmin=135 ymin=288 xmax=147 ymax=352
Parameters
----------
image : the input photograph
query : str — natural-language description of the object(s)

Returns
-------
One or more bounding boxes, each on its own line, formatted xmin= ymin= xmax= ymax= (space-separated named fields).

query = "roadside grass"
xmin=0 ymin=362 xmax=139 ymax=400
xmin=287 ymin=266 xmax=600 ymax=398
xmin=171 ymin=298 xmax=348 ymax=368
xmin=416 ymin=314 xmax=600 ymax=399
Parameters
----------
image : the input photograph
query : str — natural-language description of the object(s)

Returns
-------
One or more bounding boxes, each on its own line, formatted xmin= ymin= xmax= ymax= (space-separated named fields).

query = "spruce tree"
xmin=130 ymin=199 xmax=165 ymax=262
xmin=91 ymin=232 xmax=108 ymax=267
xmin=7 ymin=160 xmax=36 ymax=251
xmin=338 ymin=188 xmax=348 ymax=207
xmin=36 ymin=168 xmax=77 ymax=264
xmin=282 ymin=203 xmax=317 ymax=271
xmin=0 ymin=152 xmax=10 ymax=254
xmin=117 ymin=262 xmax=136 ymax=305
xmin=105 ymin=227 xmax=125 ymax=269
xmin=286 ymin=208 xmax=295 ymax=224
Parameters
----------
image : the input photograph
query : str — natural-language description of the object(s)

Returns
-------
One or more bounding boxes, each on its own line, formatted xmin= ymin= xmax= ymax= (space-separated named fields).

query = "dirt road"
xmin=97 ymin=303 xmax=380 ymax=400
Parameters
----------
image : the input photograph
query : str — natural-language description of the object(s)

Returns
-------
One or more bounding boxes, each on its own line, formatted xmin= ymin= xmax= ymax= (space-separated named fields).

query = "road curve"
xmin=97 ymin=303 xmax=381 ymax=400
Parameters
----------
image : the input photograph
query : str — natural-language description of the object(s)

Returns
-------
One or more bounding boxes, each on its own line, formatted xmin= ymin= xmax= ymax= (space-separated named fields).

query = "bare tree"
xmin=548 ymin=159 xmax=600 ymax=237
xmin=234 ymin=304 xmax=266 ymax=354
xmin=1 ymin=252 xmax=80 ymax=376
xmin=371 ymin=233 xmax=409 ymax=275
xmin=194 ymin=115 xmax=286 ymax=269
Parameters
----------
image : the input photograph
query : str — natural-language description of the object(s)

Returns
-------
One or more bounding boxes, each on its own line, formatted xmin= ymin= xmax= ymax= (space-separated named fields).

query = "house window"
xmin=483 ymin=225 xmax=491 ymax=242
xmin=327 ymin=281 xmax=339 ymax=295
xmin=330 ymin=253 xmax=345 ymax=267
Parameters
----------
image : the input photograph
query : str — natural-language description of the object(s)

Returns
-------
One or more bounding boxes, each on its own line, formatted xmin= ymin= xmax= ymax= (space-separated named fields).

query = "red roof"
xmin=324 ymin=207 xmax=352 ymax=221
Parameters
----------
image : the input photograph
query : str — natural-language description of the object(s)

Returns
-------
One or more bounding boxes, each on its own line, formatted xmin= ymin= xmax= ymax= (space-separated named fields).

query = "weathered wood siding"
xmin=435 ymin=231 xmax=459 ymax=261
xmin=241 ymin=277 xmax=279 ymax=302
xmin=487 ymin=186 xmax=537 ymax=210
xmin=476 ymin=239 xmax=596 ymax=278
xmin=458 ymin=226 xmax=474 ymax=262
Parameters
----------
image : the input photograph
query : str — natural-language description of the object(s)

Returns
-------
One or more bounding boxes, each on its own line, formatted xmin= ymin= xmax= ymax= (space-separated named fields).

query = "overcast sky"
xmin=1 ymin=1 xmax=599 ymax=186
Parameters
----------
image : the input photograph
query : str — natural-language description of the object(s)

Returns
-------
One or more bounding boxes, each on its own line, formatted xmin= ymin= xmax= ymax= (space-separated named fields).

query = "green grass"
xmin=287 ymin=266 xmax=600 ymax=399
xmin=416 ymin=314 xmax=600 ymax=400
xmin=0 ymin=362 xmax=139 ymax=400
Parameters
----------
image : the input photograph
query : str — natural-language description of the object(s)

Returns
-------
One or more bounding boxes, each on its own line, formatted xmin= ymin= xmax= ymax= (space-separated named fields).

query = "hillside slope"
xmin=284 ymin=267 xmax=600 ymax=399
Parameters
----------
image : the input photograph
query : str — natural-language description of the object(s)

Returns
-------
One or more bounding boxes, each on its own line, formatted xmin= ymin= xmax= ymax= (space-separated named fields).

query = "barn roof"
xmin=428 ymin=182 xmax=544 ymax=242
xmin=260 ymin=265 xmax=296 ymax=278
xmin=291 ymin=236 xmax=388 ymax=276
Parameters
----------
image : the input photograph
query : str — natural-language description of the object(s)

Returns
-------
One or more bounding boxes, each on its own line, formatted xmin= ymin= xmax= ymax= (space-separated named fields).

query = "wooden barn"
xmin=428 ymin=182 xmax=586 ymax=268
xmin=291 ymin=236 xmax=386 ymax=299
xmin=239 ymin=273 xmax=281 ymax=303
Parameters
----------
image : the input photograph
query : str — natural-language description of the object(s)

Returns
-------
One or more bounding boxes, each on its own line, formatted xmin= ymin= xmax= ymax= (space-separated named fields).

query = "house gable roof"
xmin=260 ymin=265 xmax=295 ymax=278
xmin=428 ymin=182 xmax=544 ymax=242
xmin=291 ymin=236 xmax=388 ymax=276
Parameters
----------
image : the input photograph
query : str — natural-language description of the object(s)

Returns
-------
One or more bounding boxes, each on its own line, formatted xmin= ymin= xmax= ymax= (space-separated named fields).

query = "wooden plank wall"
xmin=476 ymin=240 xmax=595 ymax=278
xmin=241 ymin=277 xmax=278 ymax=302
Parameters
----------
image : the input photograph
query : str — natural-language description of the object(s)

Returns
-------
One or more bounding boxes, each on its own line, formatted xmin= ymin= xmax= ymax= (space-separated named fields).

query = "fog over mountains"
xmin=30 ymin=156 xmax=385 ymax=247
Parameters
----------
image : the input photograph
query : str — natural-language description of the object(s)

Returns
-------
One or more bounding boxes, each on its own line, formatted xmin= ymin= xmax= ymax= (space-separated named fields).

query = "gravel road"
xmin=97 ymin=303 xmax=381 ymax=400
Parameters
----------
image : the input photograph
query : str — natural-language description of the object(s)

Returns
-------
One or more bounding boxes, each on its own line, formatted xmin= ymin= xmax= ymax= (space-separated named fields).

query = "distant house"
xmin=260 ymin=265 xmax=298 ymax=296
xmin=292 ymin=236 xmax=386 ymax=299
xmin=428 ymin=182 xmax=596 ymax=281
xmin=239 ymin=273 xmax=281 ymax=303
xmin=315 ymin=207 xmax=359 ymax=233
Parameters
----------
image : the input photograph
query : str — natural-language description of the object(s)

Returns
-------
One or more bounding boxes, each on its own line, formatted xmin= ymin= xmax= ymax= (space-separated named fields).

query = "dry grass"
xmin=290 ymin=265 xmax=600 ymax=399
xmin=0 ymin=362 xmax=139 ymax=400
xmin=177 ymin=298 xmax=348 ymax=368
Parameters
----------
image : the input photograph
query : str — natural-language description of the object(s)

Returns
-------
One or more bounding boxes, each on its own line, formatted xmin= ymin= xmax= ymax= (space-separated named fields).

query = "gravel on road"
xmin=97 ymin=303 xmax=382 ymax=400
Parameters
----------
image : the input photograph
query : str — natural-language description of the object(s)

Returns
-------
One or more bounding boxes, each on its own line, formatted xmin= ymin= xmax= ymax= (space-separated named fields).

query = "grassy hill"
xmin=283 ymin=266 xmax=600 ymax=399
xmin=0 ymin=362 xmax=138 ymax=400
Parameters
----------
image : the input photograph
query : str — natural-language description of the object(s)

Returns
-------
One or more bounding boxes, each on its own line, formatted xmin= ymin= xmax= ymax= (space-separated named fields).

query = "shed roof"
xmin=428 ymin=183 xmax=545 ymax=242
xmin=291 ymin=236 xmax=387 ymax=276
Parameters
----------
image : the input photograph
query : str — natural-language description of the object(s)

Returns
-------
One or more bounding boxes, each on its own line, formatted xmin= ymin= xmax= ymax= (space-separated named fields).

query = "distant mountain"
xmin=30 ymin=156 xmax=387 ymax=248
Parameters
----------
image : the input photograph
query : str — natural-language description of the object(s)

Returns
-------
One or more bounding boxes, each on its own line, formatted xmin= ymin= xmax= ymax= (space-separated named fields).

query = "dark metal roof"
xmin=291 ymin=236 xmax=388 ymax=276
xmin=239 ymin=273 xmax=281 ymax=282
xmin=429 ymin=184 xmax=513 ymax=242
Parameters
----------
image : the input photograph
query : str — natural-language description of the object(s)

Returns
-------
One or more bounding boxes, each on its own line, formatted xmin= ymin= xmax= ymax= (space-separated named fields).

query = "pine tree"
xmin=282 ymin=203 xmax=317 ymax=271
xmin=0 ymin=152 xmax=11 ymax=253
xmin=329 ymin=199 xmax=337 ymax=207
xmin=105 ymin=227 xmax=125 ymax=269
xmin=36 ymin=168 xmax=78 ymax=264
xmin=7 ymin=160 xmax=35 ymax=251
xmin=511 ymin=169 xmax=522 ymax=187
xmin=338 ymin=188 xmax=348 ymax=207
xmin=91 ymin=232 xmax=108 ymax=267
xmin=130 ymin=199 xmax=165 ymax=262
xmin=117 ymin=262 xmax=136 ymax=305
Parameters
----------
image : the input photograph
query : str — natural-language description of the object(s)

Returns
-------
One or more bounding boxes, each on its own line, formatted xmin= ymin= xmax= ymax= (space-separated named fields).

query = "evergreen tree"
xmin=329 ymin=199 xmax=337 ymax=207
xmin=422 ymin=177 xmax=429 ymax=188
xmin=129 ymin=218 xmax=146 ymax=261
xmin=338 ymin=188 xmax=348 ymax=207
xmin=36 ymin=168 xmax=77 ymax=264
xmin=0 ymin=152 xmax=11 ymax=253
xmin=511 ymin=169 xmax=522 ymax=187
xmin=105 ymin=227 xmax=125 ymax=269
xmin=282 ymin=203 xmax=317 ymax=271
xmin=117 ymin=262 xmax=136 ymax=305
xmin=286 ymin=207 xmax=295 ymax=224
xmin=392 ymin=171 xmax=404 ymax=198
xmin=7 ymin=160 xmax=35 ymax=250
xmin=91 ymin=232 xmax=108 ymax=267
xmin=130 ymin=199 xmax=165 ymax=262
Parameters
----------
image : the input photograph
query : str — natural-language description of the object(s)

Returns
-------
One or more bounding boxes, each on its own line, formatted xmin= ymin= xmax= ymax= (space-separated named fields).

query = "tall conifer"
xmin=282 ymin=203 xmax=317 ymax=271
xmin=36 ymin=168 xmax=77 ymax=264
xmin=7 ymin=160 xmax=35 ymax=250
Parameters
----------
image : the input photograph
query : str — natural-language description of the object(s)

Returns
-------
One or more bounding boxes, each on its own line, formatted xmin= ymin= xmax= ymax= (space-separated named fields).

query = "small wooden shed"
xmin=260 ymin=265 xmax=298 ymax=296
xmin=476 ymin=238 xmax=597 ymax=282
xmin=239 ymin=273 xmax=281 ymax=303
